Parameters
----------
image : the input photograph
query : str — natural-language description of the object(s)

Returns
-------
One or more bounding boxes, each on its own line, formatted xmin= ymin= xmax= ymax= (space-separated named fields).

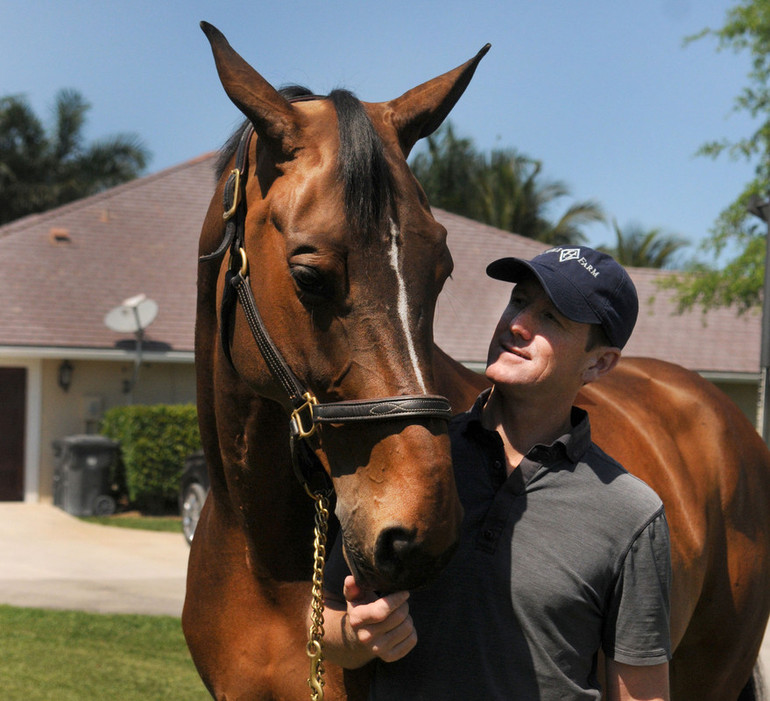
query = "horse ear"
xmin=388 ymin=44 xmax=491 ymax=157
xmin=201 ymin=22 xmax=299 ymax=154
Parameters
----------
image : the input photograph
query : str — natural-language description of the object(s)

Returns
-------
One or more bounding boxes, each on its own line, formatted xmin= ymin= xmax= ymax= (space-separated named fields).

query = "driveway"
xmin=0 ymin=503 xmax=189 ymax=616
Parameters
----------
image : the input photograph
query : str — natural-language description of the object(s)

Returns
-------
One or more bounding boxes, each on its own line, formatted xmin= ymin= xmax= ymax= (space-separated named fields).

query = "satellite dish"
xmin=104 ymin=294 xmax=159 ymax=402
xmin=104 ymin=294 xmax=158 ymax=334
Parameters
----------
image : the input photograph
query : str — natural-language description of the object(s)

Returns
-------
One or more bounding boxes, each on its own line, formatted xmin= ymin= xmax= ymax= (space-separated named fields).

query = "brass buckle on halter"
xmin=292 ymin=392 xmax=319 ymax=440
xmin=238 ymin=247 xmax=249 ymax=277
xmin=223 ymin=168 xmax=241 ymax=221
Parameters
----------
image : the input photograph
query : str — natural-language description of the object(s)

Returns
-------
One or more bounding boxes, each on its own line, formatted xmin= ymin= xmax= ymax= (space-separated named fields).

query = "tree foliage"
xmin=410 ymin=123 xmax=605 ymax=245
xmin=601 ymin=221 xmax=690 ymax=269
xmin=0 ymin=89 xmax=149 ymax=225
xmin=670 ymin=0 xmax=770 ymax=310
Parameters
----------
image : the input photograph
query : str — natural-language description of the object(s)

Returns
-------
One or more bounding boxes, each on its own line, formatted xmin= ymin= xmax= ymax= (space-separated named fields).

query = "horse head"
xmin=199 ymin=22 xmax=489 ymax=593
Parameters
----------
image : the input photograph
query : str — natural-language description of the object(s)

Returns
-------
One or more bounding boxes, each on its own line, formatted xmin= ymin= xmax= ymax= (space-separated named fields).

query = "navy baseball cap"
xmin=486 ymin=246 xmax=639 ymax=349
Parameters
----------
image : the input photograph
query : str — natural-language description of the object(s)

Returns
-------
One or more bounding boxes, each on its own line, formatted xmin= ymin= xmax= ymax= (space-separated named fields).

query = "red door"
xmin=0 ymin=368 xmax=26 ymax=500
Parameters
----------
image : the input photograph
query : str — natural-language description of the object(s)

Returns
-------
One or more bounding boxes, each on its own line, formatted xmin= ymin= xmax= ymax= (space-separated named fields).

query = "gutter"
xmin=0 ymin=346 xmax=194 ymax=363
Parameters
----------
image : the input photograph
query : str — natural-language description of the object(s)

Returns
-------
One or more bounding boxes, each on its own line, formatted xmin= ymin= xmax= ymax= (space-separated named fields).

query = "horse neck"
xmin=432 ymin=344 xmax=489 ymax=414
xmin=213 ymin=379 xmax=322 ymax=581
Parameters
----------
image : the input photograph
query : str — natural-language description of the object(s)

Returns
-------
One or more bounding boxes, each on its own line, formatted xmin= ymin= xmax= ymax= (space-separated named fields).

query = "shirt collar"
xmin=459 ymin=388 xmax=592 ymax=468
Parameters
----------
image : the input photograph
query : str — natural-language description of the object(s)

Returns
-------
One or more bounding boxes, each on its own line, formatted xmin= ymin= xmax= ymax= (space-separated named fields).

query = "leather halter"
xmin=200 ymin=113 xmax=454 ymax=493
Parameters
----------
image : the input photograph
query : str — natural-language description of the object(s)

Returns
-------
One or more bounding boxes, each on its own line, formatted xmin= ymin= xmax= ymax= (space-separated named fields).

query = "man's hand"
xmin=342 ymin=576 xmax=417 ymax=663
xmin=321 ymin=575 xmax=416 ymax=669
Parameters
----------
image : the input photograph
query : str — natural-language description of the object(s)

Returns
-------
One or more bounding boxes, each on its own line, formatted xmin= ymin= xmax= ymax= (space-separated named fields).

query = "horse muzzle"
xmin=343 ymin=520 xmax=461 ymax=594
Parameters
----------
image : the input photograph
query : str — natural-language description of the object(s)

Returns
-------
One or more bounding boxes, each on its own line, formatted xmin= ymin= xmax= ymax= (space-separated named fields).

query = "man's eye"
xmin=543 ymin=310 xmax=563 ymax=326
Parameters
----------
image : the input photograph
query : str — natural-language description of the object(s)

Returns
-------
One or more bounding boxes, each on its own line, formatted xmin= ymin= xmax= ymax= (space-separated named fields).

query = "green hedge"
xmin=100 ymin=404 xmax=201 ymax=513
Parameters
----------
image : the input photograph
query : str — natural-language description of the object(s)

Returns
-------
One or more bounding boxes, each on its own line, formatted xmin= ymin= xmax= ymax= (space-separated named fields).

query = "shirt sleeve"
xmin=602 ymin=508 xmax=672 ymax=665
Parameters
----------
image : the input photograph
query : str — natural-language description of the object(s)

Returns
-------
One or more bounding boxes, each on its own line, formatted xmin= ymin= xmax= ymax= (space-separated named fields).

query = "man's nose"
xmin=509 ymin=307 xmax=535 ymax=339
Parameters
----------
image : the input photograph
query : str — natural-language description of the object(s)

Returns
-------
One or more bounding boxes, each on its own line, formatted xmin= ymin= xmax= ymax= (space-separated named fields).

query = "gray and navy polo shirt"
xmin=325 ymin=389 xmax=672 ymax=700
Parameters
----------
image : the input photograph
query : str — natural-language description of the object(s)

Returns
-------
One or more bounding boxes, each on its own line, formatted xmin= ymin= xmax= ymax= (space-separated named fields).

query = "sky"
xmin=0 ymin=0 xmax=758 ymax=259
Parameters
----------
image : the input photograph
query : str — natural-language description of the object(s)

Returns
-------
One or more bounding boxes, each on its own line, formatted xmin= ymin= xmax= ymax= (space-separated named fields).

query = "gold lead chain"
xmin=307 ymin=489 xmax=330 ymax=701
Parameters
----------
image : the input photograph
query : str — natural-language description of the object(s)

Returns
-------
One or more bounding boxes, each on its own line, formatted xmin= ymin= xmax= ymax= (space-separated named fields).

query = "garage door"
xmin=0 ymin=368 xmax=26 ymax=500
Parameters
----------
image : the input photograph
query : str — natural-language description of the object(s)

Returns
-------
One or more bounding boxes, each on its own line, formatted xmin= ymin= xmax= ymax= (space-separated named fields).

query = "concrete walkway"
xmin=0 ymin=503 xmax=189 ymax=616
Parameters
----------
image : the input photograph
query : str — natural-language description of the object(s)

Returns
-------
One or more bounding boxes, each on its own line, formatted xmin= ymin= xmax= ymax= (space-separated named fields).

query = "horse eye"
xmin=290 ymin=265 xmax=332 ymax=301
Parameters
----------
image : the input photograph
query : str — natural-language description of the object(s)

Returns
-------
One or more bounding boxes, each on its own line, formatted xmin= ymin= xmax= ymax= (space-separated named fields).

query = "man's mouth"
xmin=500 ymin=342 xmax=528 ymax=360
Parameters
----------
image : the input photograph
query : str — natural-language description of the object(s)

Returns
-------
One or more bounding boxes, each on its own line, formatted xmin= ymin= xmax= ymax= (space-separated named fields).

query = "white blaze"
xmin=388 ymin=219 xmax=427 ymax=393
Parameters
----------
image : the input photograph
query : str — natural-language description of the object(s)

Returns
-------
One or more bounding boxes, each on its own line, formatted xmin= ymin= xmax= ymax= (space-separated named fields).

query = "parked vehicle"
xmin=179 ymin=452 xmax=210 ymax=545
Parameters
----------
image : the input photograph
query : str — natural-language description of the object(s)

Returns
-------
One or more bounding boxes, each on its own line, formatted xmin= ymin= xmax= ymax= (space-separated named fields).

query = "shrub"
xmin=100 ymin=404 xmax=201 ymax=513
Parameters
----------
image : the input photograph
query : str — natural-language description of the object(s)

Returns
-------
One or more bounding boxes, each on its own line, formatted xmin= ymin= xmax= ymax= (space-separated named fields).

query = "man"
xmin=321 ymin=246 xmax=672 ymax=700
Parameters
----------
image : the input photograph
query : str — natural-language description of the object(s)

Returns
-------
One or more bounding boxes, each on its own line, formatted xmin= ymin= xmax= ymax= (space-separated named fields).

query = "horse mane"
xmin=215 ymin=85 xmax=393 ymax=237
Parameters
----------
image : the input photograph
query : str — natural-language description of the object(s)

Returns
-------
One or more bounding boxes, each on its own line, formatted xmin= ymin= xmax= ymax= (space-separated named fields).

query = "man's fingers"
xmin=340 ymin=579 xmax=416 ymax=662
xmin=352 ymin=597 xmax=410 ymax=633
xmin=347 ymin=591 xmax=410 ymax=629
xmin=342 ymin=576 xmax=367 ymax=603
xmin=375 ymin=624 xmax=418 ymax=663
xmin=367 ymin=611 xmax=417 ymax=663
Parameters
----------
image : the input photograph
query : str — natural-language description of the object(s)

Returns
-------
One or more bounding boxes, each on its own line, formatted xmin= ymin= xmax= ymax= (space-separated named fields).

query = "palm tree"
xmin=602 ymin=221 xmax=690 ymax=269
xmin=476 ymin=149 xmax=605 ymax=245
xmin=409 ymin=122 xmax=484 ymax=219
xmin=409 ymin=123 xmax=604 ymax=245
xmin=0 ymin=90 xmax=149 ymax=224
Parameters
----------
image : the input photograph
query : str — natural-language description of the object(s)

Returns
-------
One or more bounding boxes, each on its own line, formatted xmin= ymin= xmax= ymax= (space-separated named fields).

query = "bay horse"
xmin=184 ymin=22 xmax=490 ymax=700
xmin=184 ymin=22 xmax=770 ymax=701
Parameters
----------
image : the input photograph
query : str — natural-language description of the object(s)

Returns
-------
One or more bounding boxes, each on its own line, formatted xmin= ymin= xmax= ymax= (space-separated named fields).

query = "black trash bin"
xmin=52 ymin=435 xmax=119 ymax=516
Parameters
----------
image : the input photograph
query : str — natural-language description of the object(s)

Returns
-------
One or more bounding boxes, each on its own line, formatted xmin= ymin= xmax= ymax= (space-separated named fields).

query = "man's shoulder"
xmin=578 ymin=441 xmax=664 ymax=513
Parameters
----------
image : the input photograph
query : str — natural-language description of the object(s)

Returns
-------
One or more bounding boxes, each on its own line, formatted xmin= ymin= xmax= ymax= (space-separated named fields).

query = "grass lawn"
xmin=0 ymin=605 xmax=210 ymax=700
xmin=80 ymin=513 xmax=182 ymax=534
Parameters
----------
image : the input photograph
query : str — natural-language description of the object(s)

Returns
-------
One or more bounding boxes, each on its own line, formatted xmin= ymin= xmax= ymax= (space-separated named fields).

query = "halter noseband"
xmin=200 ymin=116 xmax=454 ymax=493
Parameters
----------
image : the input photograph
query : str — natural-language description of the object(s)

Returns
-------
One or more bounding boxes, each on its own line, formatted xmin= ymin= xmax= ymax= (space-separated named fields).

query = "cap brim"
xmin=486 ymin=257 xmax=535 ymax=284
xmin=486 ymin=257 xmax=602 ymax=326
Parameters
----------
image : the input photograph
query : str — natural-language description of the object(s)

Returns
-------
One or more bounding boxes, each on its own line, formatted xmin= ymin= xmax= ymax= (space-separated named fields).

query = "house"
xmin=0 ymin=154 xmax=762 ymax=503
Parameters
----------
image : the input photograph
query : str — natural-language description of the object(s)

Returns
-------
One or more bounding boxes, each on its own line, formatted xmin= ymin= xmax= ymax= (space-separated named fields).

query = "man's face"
xmin=485 ymin=275 xmax=595 ymax=400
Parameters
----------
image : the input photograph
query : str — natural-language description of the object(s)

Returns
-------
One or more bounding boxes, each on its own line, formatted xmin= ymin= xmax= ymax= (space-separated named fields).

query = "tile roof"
xmin=0 ymin=154 xmax=216 ymax=353
xmin=0 ymin=153 xmax=762 ymax=375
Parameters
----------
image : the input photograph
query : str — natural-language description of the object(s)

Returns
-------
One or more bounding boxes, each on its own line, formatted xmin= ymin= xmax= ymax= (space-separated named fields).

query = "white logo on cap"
xmin=559 ymin=248 xmax=581 ymax=263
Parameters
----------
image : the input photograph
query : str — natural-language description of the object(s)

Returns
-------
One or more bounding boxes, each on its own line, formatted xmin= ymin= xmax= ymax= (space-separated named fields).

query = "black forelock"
xmin=328 ymin=88 xmax=394 ymax=237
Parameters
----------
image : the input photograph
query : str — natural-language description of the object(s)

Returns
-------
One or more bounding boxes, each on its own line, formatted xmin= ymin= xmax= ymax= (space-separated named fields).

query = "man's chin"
xmin=486 ymin=355 xmax=521 ymax=381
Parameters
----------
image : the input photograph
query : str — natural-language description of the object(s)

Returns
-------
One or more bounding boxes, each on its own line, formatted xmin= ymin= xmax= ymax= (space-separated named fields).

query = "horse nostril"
xmin=371 ymin=525 xmax=458 ymax=592
xmin=374 ymin=527 xmax=416 ymax=578
xmin=389 ymin=531 xmax=415 ymax=560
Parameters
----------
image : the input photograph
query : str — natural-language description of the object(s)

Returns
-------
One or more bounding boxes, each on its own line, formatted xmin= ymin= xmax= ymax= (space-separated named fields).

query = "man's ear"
xmin=582 ymin=348 xmax=621 ymax=385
